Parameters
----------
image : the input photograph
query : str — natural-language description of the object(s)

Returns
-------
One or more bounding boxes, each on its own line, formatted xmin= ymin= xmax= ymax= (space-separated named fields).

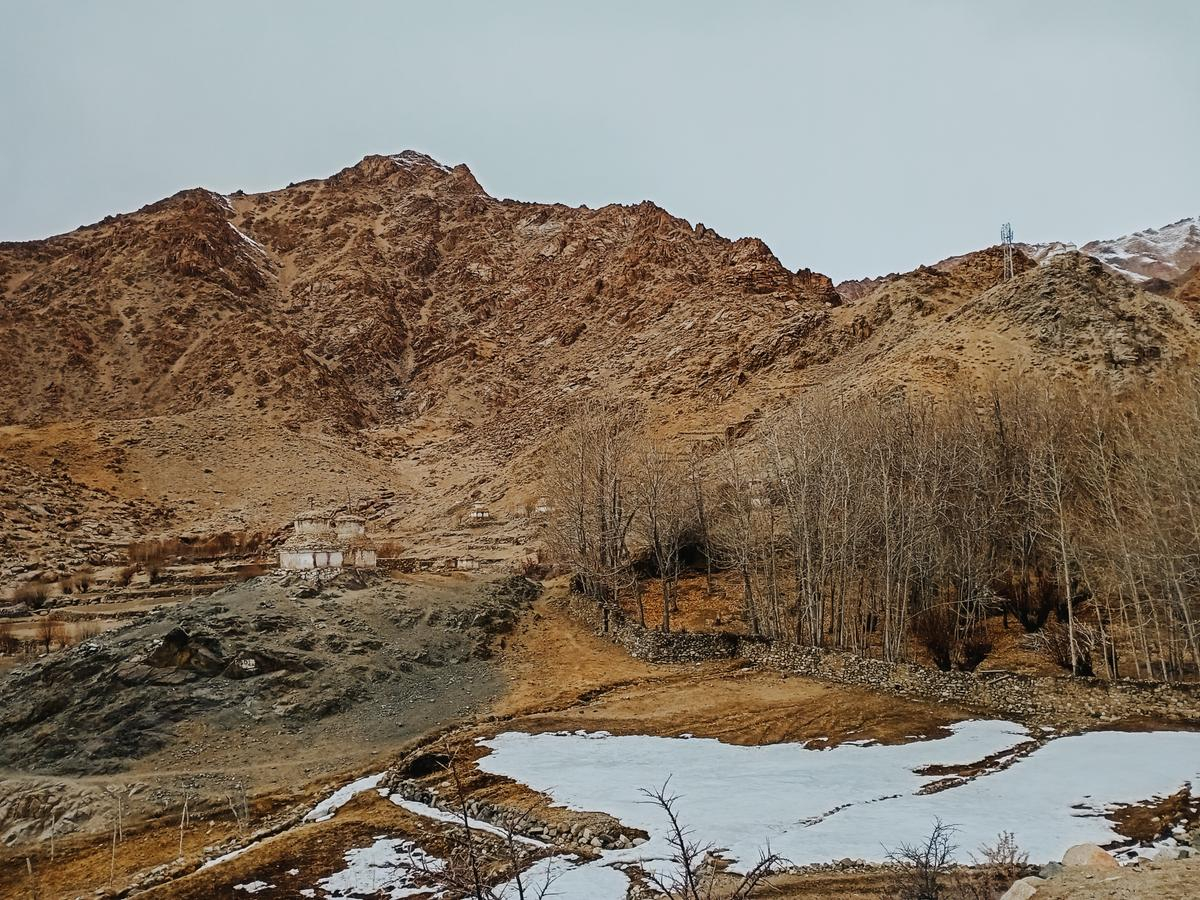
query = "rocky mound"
xmin=952 ymin=252 xmax=1192 ymax=369
xmin=0 ymin=454 xmax=175 ymax=576
xmin=0 ymin=574 xmax=539 ymax=775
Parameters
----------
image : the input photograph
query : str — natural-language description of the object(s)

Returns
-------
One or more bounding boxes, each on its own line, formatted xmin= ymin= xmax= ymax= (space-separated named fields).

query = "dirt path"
xmin=493 ymin=583 xmax=683 ymax=717
xmin=494 ymin=581 xmax=967 ymax=748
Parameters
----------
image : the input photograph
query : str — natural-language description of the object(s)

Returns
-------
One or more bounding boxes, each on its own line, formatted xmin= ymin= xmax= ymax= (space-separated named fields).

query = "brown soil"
xmin=493 ymin=579 xmax=681 ymax=718
xmin=134 ymin=791 xmax=468 ymax=900
xmin=503 ymin=580 xmax=966 ymax=748
xmin=1109 ymin=788 xmax=1200 ymax=843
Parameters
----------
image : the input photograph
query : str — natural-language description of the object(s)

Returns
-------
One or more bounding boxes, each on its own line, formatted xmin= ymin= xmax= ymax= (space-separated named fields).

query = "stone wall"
xmin=560 ymin=594 xmax=1200 ymax=725
xmin=385 ymin=777 xmax=646 ymax=851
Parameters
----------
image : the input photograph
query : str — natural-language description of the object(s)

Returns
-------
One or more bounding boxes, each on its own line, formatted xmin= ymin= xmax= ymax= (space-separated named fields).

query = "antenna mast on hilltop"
xmin=1001 ymin=222 xmax=1015 ymax=280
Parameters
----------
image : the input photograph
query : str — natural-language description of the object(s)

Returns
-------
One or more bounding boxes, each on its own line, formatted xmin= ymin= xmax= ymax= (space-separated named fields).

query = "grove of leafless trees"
xmin=541 ymin=375 xmax=1200 ymax=683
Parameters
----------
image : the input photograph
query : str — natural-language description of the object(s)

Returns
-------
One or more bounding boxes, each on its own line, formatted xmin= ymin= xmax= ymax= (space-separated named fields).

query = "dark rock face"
xmin=0 ymin=575 xmax=533 ymax=775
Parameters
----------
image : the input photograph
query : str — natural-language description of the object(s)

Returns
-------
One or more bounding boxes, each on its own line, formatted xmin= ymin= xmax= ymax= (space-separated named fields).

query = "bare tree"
xmin=886 ymin=818 xmax=958 ymax=900
xmin=632 ymin=442 xmax=692 ymax=633
xmin=540 ymin=371 xmax=1200 ymax=683
xmin=639 ymin=779 xmax=783 ymax=900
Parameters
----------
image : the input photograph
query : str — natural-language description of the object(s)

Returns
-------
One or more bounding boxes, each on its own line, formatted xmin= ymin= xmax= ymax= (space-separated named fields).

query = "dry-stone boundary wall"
xmin=560 ymin=594 xmax=1200 ymax=725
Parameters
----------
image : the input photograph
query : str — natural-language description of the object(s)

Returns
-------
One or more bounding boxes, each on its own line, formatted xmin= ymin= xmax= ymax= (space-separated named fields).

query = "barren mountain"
xmin=0 ymin=151 xmax=838 ymax=430
xmin=2 ymin=153 xmax=1197 ymax=570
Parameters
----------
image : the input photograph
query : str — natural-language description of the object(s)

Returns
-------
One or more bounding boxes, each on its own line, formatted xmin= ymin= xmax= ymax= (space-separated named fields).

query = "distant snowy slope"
xmin=1015 ymin=240 xmax=1077 ymax=263
xmin=1081 ymin=216 xmax=1200 ymax=283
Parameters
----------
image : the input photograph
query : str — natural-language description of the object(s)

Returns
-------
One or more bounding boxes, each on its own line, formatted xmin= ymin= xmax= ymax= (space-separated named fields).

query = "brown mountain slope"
xmin=0 ymin=151 xmax=839 ymax=569
xmin=1173 ymin=263 xmax=1200 ymax=306
xmin=1 ymin=153 xmax=1197 ymax=573
xmin=0 ymin=151 xmax=838 ymax=431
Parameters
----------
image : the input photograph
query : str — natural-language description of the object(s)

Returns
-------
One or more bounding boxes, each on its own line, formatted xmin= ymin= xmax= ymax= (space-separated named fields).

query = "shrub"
xmin=1035 ymin=621 xmax=1096 ymax=676
xmin=516 ymin=555 xmax=550 ymax=581
xmin=36 ymin=614 xmax=68 ymax=652
xmin=14 ymin=581 xmax=51 ymax=610
xmin=914 ymin=605 xmax=955 ymax=672
xmin=69 ymin=620 xmax=104 ymax=644
xmin=886 ymin=818 xmax=957 ymax=900
xmin=956 ymin=627 xmax=994 ymax=672
xmin=115 ymin=565 xmax=137 ymax=587
xmin=951 ymin=831 xmax=1034 ymax=899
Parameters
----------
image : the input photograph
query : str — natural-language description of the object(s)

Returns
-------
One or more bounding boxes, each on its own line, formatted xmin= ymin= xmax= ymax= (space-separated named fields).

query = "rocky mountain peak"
xmin=333 ymin=151 xmax=486 ymax=196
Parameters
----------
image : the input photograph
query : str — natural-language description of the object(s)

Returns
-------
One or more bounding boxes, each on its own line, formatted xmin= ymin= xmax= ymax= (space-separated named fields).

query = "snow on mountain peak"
xmin=1081 ymin=216 xmax=1200 ymax=283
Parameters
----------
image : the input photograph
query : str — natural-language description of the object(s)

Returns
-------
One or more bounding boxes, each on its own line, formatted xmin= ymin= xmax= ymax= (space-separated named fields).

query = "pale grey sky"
xmin=2 ymin=1 xmax=1197 ymax=281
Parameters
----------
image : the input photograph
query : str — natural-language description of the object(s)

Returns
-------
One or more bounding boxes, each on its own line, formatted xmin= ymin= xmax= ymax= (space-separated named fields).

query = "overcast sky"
xmin=2 ymin=1 xmax=1198 ymax=281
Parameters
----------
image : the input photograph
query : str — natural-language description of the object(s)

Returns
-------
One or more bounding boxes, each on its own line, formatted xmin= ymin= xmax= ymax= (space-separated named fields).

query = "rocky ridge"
xmin=2 ymin=153 xmax=1198 ymax=568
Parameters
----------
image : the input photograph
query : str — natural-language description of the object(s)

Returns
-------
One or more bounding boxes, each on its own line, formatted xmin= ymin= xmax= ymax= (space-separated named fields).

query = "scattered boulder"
xmin=999 ymin=875 xmax=1045 ymax=900
xmin=143 ymin=626 xmax=225 ymax=675
xmin=1155 ymin=845 xmax=1191 ymax=861
xmin=1038 ymin=861 xmax=1064 ymax=879
xmin=1062 ymin=843 xmax=1120 ymax=869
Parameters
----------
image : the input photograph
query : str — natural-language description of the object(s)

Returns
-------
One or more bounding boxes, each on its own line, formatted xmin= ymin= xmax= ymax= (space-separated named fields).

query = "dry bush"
xmin=114 ymin=565 xmax=137 ymax=587
xmin=71 ymin=620 xmax=105 ymax=644
xmin=640 ymin=779 xmax=783 ymax=900
xmin=515 ymin=554 xmax=550 ymax=581
xmin=131 ymin=531 xmax=268 ymax=569
xmin=14 ymin=581 xmax=51 ymax=610
xmin=375 ymin=540 xmax=405 ymax=560
xmin=75 ymin=567 xmax=94 ymax=592
xmin=913 ymin=608 xmax=993 ymax=672
xmin=993 ymin=570 xmax=1060 ymax=633
xmin=950 ymin=831 xmax=1034 ymax=899
xmin=886 ymin=818 xmax=957 ymax=900
xmin=233 ymin=562 xmax=270 ymax=578
xmin=956 ymin=626 xmax=994 ymax=672
xmin=1034 ymin=620 xmax=1096 ymax=676
xmin=914 ymin=606 xmax=956 ymax=672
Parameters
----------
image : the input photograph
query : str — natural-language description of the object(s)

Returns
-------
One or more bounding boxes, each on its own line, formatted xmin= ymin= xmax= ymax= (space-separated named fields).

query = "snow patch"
xmin=390 ymin=152 xmax=452 ymax=174
xmin=494 ymin=853 xmax=629 ymax=899
xmin=318 ymin=837 xmax=442 ymax=899
xmin=234 ymin=881 xmax=274 ymax=894
xmin=476 ymin=721 xmax=1200 ymax=875
xmin=304 ymin=771 xmax=387 ymax=822
xmin=1085 ymin=216 xmax=1200 ymax=280
xmin=390 ymin=797 xmax=547 ymax=847
xmin=228 ymin=222 xmax=269 ymax=258
xmin=199 ymin=841 xmax=259 ymax=871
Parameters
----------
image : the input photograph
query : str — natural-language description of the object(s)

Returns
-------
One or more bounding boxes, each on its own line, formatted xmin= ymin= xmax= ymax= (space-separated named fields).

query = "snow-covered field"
xmin=471 ymin=721 xmax=1200 ymax=898
xmin=285 ymin=721 xmax=1200 ymax=899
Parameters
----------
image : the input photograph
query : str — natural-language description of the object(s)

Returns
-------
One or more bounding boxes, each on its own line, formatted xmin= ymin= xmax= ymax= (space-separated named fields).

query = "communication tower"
xmin=1001 ymin=222 xmax=1015 ymax=280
